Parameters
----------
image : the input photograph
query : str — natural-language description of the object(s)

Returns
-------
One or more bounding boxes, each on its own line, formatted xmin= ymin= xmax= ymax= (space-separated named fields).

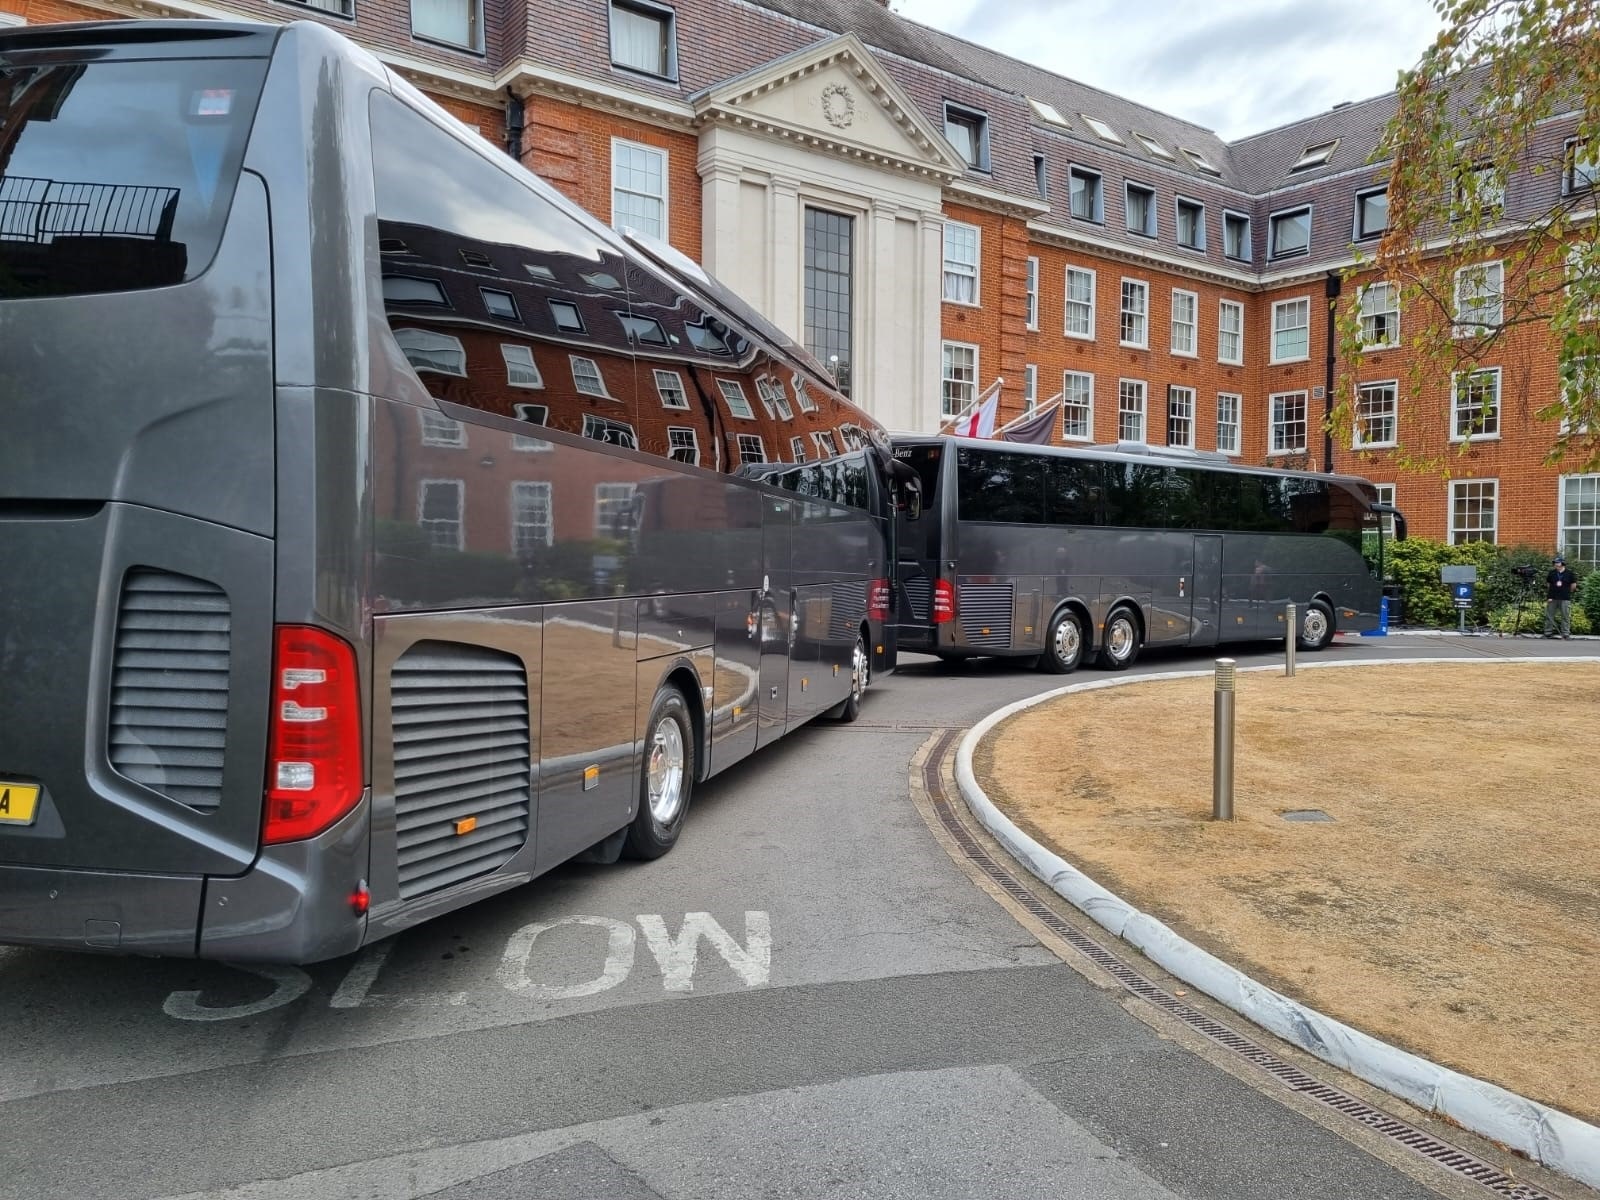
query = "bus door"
xmin=757 ymin=495 xmax=794 ymax=746
xmin=1189 ymin=534 xmax=1224 ymax=647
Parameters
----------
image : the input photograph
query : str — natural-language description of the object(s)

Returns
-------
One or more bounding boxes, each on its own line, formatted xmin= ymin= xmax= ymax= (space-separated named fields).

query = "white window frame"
xmin=1558 ymin=474 xmax=1600 ymax=564
xmin=1025 ymin=256 xmax=1039 ymax=330
xmin=1449 ymin=479 xmax=1499 ymax=545
xmin=1358 ymin=282 xmax=1401 ymax=351
xmin=1068 ymin=165 xmax=1104 ymax=222
xmin=941 ymin=341 xmax=979 ymax=418
xmin=1451 ymin=366 xmax=1502 ymax=442
xmin=1454 ymin=260 xmax=1504 ymax=335
xmin=1354 ymin=380 xmax=1399 ymax=449
xmin=611 ymin=138 xmax=668 ymax=239
xmin=1223 ymin=210 xmax=1252 ymax=262
xmin=1064 ymin=265 xmax=1096 ymax=339
xmin=1374 ymin=482 xmax=1397 ymax=537
xmin=1062 ymin=371 xmax=1094 ymax=441
xmin=811 ymin=431 xmax=838 ymax=459
xmin=736 ymin=433 xmax=767 ymax=465
xmin=1167 ymin=385 xmax=1196 ymax=449
xmin=418 ymin=407 xmax=465 ymax=447
xmin=1117 ymin=379 xmax=1147 ymax=443
xmin=792 ymin=374 xmax=818 ymax=413
xmin=582 ymin=414 xmax=638 ymax=449
xmin=1023 ymin=364 xmax=1038 ymax=412
xmin=1216 ymin=392 xmax=1241 ymax=455
xmin=653 ymin=368 xmax=689 ymax=409
xmin=717 ymin=379 xmax=755 ymax=420
xmin=1119 ymin=278 xmax=1149 ymax=349
xmin=1268 ymin=391 xmax=1309 ymax=455
xmin=594 ymin=482 xmax=638 ymax=538
xmin=1567 ymin=242 xmax=1600 ymax=322
xmin=1175 ymin=197 xmax=1205 ymax=251
xmin=1270 ymin=296 xmax=1311 ymax=363
xmin=394 ymin=327 xmax=466 ymax=377
xmin=510 ymin=481 xmax=554 ymax=553
xmin=501 ymin=343 xmax=543 ymax=389
xmin=1268 ymin=205 xmax=1312 ymax=258
xmin=789 ymin=435 xmax=807 ymax=463
xmin=570 ymin=355 xmax=611 ymax=398
xmin=511 ymin=402 xmax=551 ymax=452
xmin=1170 ymin=288 xmax=1198 ymax=357
xmin=667 ymin=426 xmax=701 ymax=466
xmin=942 ymin=220 xmax=980 ymax=306
xmin=417 ymin=478 xmax=464 ymax=551
xmin=1218 ymin=299 xmax=1244 ymax=365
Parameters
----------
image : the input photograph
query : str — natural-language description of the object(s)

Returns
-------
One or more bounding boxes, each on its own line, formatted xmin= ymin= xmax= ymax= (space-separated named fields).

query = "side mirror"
xmin=900 ymin=481 xmax=922 ymax=521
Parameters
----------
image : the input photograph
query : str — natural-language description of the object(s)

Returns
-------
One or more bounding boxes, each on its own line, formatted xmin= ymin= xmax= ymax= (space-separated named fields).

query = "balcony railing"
xmin=0 ymin=175 xmax=179 ymax=244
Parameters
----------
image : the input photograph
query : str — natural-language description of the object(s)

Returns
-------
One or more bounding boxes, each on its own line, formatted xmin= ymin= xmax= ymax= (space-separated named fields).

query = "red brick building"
xmin=5 ymin=0 xmax=1596 ymax=557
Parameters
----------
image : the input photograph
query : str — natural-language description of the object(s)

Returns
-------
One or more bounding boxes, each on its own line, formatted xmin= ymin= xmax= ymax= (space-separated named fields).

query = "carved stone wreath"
xmin=820 ymin=83 xmax=856 ymax=129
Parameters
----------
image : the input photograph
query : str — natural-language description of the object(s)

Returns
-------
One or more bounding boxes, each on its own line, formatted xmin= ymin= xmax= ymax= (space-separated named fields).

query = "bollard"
xmin=1212 ymin=658 xmax=1235 ymax=821
xmin=1284 ymin=601 xmax=1297 ymax=678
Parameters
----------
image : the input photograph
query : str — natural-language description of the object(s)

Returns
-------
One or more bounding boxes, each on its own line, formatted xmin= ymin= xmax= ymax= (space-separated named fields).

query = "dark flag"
xmin=999 ymin=400 xmax=1061 ymax=444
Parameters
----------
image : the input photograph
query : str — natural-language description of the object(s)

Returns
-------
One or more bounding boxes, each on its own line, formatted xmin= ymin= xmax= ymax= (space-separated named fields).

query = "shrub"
xmin=1485 ymin=603 xmax=1592 ymax=636
xmin=1581 ymin=570 xmax=1600 ymax=629
xmin=1380 ymin=537 xmax=1499 ymax=627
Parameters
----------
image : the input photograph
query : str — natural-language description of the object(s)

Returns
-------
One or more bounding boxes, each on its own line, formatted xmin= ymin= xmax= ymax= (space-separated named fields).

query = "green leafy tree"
xmin=1334 ymin=0 xmax=1600 ymax=473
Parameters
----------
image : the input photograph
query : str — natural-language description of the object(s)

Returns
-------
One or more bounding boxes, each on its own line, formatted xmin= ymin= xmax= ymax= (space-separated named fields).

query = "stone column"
xmin=769 ymin=177 xmax=802 ymax=340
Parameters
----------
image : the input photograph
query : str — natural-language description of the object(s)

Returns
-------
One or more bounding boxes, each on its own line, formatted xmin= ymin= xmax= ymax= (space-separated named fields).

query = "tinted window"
xmin=0 ymin=55 xmax=267 ymax=298
xmin=1045 ymin=457 xmax=1098 ymax=525
xmin=957 ymin=448 xmax=1044 ymax=523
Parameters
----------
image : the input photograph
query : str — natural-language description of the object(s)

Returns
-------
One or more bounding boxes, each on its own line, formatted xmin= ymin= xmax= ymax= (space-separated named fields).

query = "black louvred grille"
xmin=392 ymin=642 xmax=531 ymax=900
xmin=958 ymin=583 xmax=1014 ymax=649
xmin=903 ymin=577 xmax=932 ymax=621
xmin=109 ymin=568 xmax=231 ymax=812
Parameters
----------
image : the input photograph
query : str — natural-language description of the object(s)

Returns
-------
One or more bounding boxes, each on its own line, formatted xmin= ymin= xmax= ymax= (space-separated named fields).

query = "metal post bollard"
xmin=1213 ymin=658 xmax=1235 ymax=821
xmin=1284 ymin=602 xmax=1297 ymax=678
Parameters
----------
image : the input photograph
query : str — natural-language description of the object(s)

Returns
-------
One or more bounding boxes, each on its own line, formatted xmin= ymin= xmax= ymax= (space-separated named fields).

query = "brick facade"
xmin=5 ymin=0 xmax=1591 ymax=552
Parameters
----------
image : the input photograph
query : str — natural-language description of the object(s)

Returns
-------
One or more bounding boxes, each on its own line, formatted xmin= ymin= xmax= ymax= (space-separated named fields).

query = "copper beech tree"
xmin=1335 ymin=0 xmax=1600 ymax=473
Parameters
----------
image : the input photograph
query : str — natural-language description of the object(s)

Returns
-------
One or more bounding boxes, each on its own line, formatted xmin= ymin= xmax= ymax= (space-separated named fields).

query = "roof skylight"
xmin=1081 ymin=115 xmax=1124 ymax=145
xmin=1290 ymin=140 xmax=1339 ymax=171
xmin=1027 ymin=97 xmax=1070 ymax=128
xmin=1133 ymin=132 xmax=1174 ymax=160
xmin=1180 ymin=146 xmax=1222 ymax=176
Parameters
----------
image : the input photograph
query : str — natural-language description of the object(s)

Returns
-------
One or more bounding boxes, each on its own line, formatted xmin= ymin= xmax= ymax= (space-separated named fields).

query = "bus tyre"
xmin=1039 ymin=609 xmax=1086 ymax=674
xmin=1298 ymin=601 xmax=1336 ymax=652
xmin=623 ymin=687 xmax=694 ymax=860
xmin=825 ymin=634 xmax=869 ymax=723
xmin=1097 ymin=607 xmax=1142 ymax=671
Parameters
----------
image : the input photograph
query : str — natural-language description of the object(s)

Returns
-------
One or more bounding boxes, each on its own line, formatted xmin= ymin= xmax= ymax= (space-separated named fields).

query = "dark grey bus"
xmin=0 ymin=20 xmax=908 ymax=963
xmin=893 ymin=436 xmax=1404 ymax=672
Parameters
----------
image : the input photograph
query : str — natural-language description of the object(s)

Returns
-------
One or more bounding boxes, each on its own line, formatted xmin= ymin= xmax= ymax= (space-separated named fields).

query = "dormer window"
xmin=944 ymin=102 xmax=990 ymax=170
xmin=1081 ymin=115 xmax=1124 ymax=145
xmin=609 ymin=0 xmax=677 ymax=80
xmin=459 ymin=249 xmax=493 ymax=269
xmin=1355 ymin=187 xmax=1389 ymax=240
xmin=1291 ymin=140 xmax=1338 ymax=171
xmin=1566 ymin=138 xmax=1600 ymax=193
xmin=1133 ymin=132 xmax=1174 ymax=160
xmin=1181 ymin=146 xmax=1221 ymax=176
xmin=410 ymin=0 xmax=481 ymax=50
xmin=1027 ymin=97 xmax=1070 ymax=127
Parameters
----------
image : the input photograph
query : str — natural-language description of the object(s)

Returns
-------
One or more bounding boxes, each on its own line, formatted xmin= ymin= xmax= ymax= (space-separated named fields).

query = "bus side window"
xmin=1046 ymin=458 xmax=1096 ymax=525
xmin=956 ymin=448 xmax=1043 ymax=522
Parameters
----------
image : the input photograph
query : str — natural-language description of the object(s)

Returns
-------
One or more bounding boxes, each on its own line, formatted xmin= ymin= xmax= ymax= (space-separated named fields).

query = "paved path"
xmin=3 ymin=634 xmax=1592 ymax=1200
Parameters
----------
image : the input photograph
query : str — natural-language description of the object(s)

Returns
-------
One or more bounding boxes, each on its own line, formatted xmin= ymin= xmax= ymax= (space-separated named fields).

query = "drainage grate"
xmin=1282 ymin=809 xmax=1336 ymax=823
xmin=921 ymin=729 xmax=1560 ymax=1200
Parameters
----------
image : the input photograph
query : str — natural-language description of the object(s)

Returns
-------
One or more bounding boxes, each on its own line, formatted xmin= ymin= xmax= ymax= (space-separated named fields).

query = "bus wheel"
xmin=1098 ymin=607 xmax=1142 ymax=671
xmin=1297 ymin=601 xmax=1336 ymax=651
xmin=1039 ymin=609 xmax=1085 ymax=674
xmin=623 ymin=687 xmax=694 ymax=860
xmin=825 ymin=634 xmax=869 ymax=722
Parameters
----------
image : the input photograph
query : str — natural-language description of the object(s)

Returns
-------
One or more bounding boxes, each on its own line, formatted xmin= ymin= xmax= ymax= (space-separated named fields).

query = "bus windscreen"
xmin=0 ymin=54 xmax=266 ymax=298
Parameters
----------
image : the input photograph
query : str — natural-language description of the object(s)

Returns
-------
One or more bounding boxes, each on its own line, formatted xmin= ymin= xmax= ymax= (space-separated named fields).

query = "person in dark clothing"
xmin=1544 ymin=555 xmax=1579 ymax=639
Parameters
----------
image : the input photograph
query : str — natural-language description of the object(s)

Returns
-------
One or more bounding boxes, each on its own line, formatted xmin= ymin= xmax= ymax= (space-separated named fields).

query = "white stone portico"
xmin=692 ymin=34 xmax=965 ymax=434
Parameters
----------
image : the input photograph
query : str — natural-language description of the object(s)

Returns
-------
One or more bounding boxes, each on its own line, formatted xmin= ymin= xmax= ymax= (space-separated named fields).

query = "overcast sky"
xmin=891 ymin=0 xmax=1443 ymax=141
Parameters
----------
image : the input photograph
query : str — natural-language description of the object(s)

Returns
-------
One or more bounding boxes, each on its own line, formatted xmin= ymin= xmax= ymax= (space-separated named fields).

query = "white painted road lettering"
xmin=636 ymin=911 xmax=771 ymax=992
xmin=498 ymin=915 xmax=637 ymax=999
xmin=162 ymin=964 xmax=312 ymax=1022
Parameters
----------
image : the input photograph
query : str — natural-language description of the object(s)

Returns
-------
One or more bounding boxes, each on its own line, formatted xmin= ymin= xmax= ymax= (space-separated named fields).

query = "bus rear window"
xmin=0 ymin=54 xmax=266 ymax=299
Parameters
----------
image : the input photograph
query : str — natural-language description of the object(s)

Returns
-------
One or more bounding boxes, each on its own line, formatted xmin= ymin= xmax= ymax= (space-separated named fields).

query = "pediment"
xmin=694 ymin=34 xmax=965 ymax=179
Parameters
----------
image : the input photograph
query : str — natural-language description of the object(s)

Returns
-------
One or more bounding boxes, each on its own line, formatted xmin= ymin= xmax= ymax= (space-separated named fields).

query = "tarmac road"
xmin=3 ymin=633 xmax=1592 ymax=1200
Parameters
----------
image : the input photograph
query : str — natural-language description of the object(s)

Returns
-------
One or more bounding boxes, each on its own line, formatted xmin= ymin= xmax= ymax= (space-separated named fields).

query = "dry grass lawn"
xmin=975 ymin=661 xmax=1600 ymax=1125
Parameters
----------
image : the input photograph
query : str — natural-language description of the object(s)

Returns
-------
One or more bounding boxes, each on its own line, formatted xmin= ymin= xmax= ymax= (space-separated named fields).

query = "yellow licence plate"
xmin=0 ymin=782 xmax=40 ymax=826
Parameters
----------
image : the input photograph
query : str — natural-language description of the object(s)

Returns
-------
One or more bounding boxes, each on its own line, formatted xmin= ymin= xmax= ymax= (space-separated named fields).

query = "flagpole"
xmin=994 ymin=392 xmax=1063 ymax=437
xmin=936 ymin=377 xmax=1003 ymax=434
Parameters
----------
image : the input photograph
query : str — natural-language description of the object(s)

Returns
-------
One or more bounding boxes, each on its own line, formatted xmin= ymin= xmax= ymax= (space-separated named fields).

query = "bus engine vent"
xmin=958 ymin=583 xmax=1014 ymax=649
xmin=391 ymin=641 xmax=531 ymax=901
xmin=108 ymin=569 xmax=231 ymax=813
xmin=903 ymin=577 xmax=932 ymax=621
xmin=827 ymin=580 xmax=868 ymax=642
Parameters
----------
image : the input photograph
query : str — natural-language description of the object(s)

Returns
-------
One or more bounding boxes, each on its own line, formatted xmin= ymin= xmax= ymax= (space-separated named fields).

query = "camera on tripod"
xmin=1512 ymin=564 xmax=1540 ymax=580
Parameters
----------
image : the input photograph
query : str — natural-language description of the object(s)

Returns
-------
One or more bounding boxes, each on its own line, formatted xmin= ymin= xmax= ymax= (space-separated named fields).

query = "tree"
xmin=1335 ymin=0 xmax=1600 ymax=474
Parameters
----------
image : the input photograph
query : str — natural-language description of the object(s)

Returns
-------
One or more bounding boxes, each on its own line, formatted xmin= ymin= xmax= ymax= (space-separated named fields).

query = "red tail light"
xmin=932 ymin=579 xmax=956 ymax=624
xmin=263 ymin=626 xmax=364 ymax=845
xmin=867 ymin=578 xmax=891 ymax=622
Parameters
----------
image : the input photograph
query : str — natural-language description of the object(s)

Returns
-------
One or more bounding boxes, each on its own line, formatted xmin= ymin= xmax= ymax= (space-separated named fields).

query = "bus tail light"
xmin=867 ymin=579 xmax=891 ymax=622
xmin=263 ymin=626 xmax=363 ymax=845
xmin=932 ymin=579 xmax=956 ymax=624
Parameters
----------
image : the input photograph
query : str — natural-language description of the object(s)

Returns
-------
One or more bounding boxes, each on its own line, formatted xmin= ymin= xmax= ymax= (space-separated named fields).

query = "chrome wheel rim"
xmin=1108 ymin=617 xmax=1134 ymax=661
xmin=851 ymin=639 xmax=868 ymax=702
xmin=1053 ymin=617 xmax=1080 ymax=665
xmin=647 ymin=716 xmax=686 ymax=824
xmin=1303 ymin=607 xmax=1329 ymax=645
